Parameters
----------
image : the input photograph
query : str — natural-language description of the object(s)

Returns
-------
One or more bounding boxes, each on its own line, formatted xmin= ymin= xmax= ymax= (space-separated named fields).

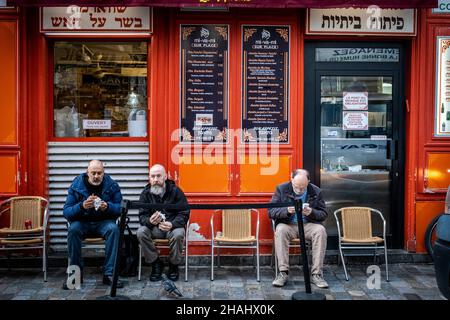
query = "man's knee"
xmin=67 ymin=221 xmax=84 ymax=239
xmin=104 ymin=222 xmax=119 ymax=237
xmin=275 ymin=223 xmax=290 ymax=239
xmin=170 ymin=228 xmax=185 ymax=241
xmin=136 ymin=226 xmax=149 ymax=241
xmin=312 ymin=224 xmax=327 ymax=240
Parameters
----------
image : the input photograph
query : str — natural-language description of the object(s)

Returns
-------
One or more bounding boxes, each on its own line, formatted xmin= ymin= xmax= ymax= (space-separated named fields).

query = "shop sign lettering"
xmin=83 ymin=119 xmax=111 ymax=130
xmin=41 ymin=6 xmax=152 ymax=33
xmin=307 ymin=8 xmax=416 ymax=36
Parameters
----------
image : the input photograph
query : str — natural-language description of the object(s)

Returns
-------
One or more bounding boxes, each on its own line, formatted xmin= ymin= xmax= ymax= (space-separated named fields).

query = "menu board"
xmin=180 ymin=24 xmax=229 ymax=143
xmin=435 ymin=36 xmax=450 ymax=137
xmin=242 ymin=25 xmax=289 ymax=143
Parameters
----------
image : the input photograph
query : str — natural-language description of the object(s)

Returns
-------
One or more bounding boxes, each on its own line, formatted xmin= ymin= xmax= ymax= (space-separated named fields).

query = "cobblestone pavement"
xmin=0 ymin=263 xmax=446 ymax=300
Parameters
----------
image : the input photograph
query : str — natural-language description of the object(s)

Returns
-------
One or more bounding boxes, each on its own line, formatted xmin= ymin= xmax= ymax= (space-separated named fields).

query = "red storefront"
xmin=0 ymin=0 xmax=448 ymax=258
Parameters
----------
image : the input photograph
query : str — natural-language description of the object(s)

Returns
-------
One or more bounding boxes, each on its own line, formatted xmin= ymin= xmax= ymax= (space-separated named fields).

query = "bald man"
xmin=269 ymin=169 xmax=329 ymax=288
xmin=137 ymin=164 xmax=190 ymax=282
xmin=63 ymin=160 xmax=123 ymax=288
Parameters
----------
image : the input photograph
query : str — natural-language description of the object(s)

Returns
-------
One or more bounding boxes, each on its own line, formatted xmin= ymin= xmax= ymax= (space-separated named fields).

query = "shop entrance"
xmin=304 ymin=42 xmax=405 ymax=248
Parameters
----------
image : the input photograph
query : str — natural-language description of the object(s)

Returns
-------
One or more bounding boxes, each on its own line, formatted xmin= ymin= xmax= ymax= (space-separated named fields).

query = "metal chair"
xmin=0 ymin=196 xmax=49 ymax=281
xmin=210 ymin=209 xmax=260 ymax=281
xmin=270 ymin=219 xmax=312 ymax=277
xmin=138 ymin=219 xmax=190 ymax=282
xmin=334 ymin=206 xmax=389 ymax=281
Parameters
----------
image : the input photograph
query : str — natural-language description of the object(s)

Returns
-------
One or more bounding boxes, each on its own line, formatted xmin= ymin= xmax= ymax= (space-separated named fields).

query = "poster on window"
xmin=242 ymin=25 xmax=289 ymax=143
xmin=180 ymin=24 xmax=229 ymax=143
xmin=435 ymin=36 xmax=450 ymax=137
xmin=343 ymin=111 xmax=369 ymax=130
xmin=343 ymin=91 xmax=368 ymax=110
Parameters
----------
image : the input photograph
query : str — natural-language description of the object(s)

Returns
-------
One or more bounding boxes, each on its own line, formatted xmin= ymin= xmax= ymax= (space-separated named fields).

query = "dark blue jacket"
xmin=268 ymin=182 xmax=328 ymax=227
xmin=63 ymin=173 xmax=122 ymax=222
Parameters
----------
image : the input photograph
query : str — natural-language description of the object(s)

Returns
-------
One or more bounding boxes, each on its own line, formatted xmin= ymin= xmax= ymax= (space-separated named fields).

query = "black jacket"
xmin=268 ymin=181 xmax=327 ymax=227
xmin=138 ymin=179 xmax=190 ymax=230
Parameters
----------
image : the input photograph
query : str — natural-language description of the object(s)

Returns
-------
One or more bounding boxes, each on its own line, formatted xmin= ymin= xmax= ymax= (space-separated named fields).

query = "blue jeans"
xmin=67 ymin=220 xmax=119 ymax=276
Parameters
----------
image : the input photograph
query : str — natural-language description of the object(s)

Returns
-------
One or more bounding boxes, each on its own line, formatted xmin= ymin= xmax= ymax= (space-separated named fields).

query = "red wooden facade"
xmin=0 ymin=3 xmax=449 ymax=255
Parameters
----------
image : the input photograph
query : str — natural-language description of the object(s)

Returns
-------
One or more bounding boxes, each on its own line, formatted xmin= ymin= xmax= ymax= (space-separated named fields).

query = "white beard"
xmin=150 ymin=185 xmax=165 ymax=196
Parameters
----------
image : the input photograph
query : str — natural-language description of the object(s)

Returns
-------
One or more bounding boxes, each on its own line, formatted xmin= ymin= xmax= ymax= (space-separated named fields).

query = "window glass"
xmin=53 ymin=42 xmax=148 ymax=138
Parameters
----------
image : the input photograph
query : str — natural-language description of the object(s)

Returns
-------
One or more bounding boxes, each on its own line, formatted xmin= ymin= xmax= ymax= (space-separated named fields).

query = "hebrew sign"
xmin=41 ymin=6 xmax=152 ymax=33
xmin=307 ymin=8 xmax=416 ymax=36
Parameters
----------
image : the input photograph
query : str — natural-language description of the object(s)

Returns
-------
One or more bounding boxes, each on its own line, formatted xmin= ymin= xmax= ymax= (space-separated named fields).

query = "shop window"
xmin=53 ymin=42 xmax=148 ymax=138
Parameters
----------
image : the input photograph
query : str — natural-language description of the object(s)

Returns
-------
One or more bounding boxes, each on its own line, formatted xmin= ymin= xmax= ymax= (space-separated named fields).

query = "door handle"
xmin=386 ymin=140 xmax=397 ymax=160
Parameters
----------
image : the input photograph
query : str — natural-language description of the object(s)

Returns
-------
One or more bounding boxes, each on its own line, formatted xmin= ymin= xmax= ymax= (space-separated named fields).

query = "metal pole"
xmin=97 ymin=199 xmax=130 ymax=300
xmin=291 ymin=199 xmax=326 ymax=300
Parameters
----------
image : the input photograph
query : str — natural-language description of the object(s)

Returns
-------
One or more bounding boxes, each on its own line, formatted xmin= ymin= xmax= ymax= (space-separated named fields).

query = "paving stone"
xmin=0 ymin=263 xmax=444 ymax=300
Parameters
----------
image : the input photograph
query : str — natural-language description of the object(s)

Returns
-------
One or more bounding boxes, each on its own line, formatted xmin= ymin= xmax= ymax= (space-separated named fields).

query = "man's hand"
xmin=159 ymin=221 xmax=172 ymax=232
xmin=149 ymin=211 xmax=163 ymax=225
xmin=82 ymin=195 xmax=96 ymax=210
xmin=287 ymin=206 xmax=296 ymax=214
xmin=99 ymin=201 xmax=108 ymax=211
xmin=303 ymin=206 xmax=312 ymax=216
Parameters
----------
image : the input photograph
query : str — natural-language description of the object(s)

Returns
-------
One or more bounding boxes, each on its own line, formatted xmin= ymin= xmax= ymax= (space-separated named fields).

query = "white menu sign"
xmin=343 ymin=92 xmax=368 ymax=110
xmin=435 ymin=37 xmax=450 ymax=136
xmin=41 ymin=6 xmax=152 ymax=33
xmin=343 ymin=112 xmax=368 ymax=130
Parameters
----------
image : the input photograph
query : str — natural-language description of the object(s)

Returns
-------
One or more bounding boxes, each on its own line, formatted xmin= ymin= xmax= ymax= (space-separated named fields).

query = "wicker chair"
xmin=0 ymin=196 xmax=49 ymax=281
xmin=334 ymin=206 xmax=389 ymax=281
xmin=210 ymin=209 xmax=260 ymax=281
xmin=137 ymin=219 xmax=190 ymax=282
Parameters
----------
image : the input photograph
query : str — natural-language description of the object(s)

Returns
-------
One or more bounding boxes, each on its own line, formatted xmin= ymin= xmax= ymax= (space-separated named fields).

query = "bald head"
xmin=149 ymin=164 xmax=167 ymax=196
xmin=87 ymin=160 xmax=104 ymax=186
xmin=291 ymin=169 xmax=309 ymax=195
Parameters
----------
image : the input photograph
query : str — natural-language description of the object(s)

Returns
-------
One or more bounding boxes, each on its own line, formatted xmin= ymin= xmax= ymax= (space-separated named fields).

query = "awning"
xmin=5 ymin=0 xmax=438 ymax=9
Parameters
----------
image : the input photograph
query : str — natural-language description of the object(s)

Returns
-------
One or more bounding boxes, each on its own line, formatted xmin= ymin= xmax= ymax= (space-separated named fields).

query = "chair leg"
xmin=211 ymin=244 xmax=214 ymax=281
xmin=43 ymin=243 xmax=47 ymax=282
xmin=256 ymin=242 xmax=260 ymax=282
xmin=384 ymin=245 xmax=389 ymax=282
xmin=138 ymin=245 xmax=142 ymax=281
xmin=373 ymin=243 xmax=378 ymax=264
xmin=185 ymin=238 xmax=189 ymax=282
xmin=339 ymin=245 xmax=349 ymax=281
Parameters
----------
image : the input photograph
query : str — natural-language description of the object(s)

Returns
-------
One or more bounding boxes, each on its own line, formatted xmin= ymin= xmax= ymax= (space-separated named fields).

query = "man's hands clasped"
xmin=149 ymin=211 xmax=172 ymax=231
xmin=82 ymin=195 xmax=108 ymax=211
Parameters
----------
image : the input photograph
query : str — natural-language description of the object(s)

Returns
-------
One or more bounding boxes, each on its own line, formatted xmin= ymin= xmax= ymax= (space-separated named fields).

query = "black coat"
xmin=138 ymin=179 xmax=190 ymax=230
xmin=268 ymin=182 xmax=328 ymax=227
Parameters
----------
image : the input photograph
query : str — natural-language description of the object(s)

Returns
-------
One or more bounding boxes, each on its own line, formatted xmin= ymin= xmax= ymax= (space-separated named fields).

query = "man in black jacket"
xmin=269 ymin=169 xmax=329 ymax=288
xmin=137 ymin=164 xmax=190 ymax=281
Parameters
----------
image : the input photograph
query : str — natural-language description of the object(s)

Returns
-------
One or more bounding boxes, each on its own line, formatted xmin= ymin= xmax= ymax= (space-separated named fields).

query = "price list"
xmin=180 ymin=25 xmax=228 ymax=143
xmin=242 ymin=25 xmax=289 ymax=143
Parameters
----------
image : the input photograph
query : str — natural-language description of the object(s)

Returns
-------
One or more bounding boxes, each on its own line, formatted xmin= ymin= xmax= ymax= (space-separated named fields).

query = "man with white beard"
xmin=137 ymin=164 xmax=190 ymax=282
xmin=63 ymin=160 xmax=123 ymax=288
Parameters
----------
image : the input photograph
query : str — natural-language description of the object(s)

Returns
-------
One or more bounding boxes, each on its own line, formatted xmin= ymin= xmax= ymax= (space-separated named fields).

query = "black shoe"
xmin=167 ymin=263 xmax=179 ymax=282
xmin=102 ymin=275 xmax=124 ymax=288
xmin=150 ymin=258 xmax=164 ymax=282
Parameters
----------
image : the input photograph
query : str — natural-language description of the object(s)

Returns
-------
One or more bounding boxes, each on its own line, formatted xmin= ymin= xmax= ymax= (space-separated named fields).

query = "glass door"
xmin=320 ymin=75 xmax=393 ymax=237
xmin=304 ymin=42 xmax=405 ymax=248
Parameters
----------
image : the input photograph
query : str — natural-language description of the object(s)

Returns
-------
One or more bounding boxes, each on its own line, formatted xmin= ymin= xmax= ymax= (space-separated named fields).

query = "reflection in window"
xmin=53 ymin=42 xmax=148 ymax=138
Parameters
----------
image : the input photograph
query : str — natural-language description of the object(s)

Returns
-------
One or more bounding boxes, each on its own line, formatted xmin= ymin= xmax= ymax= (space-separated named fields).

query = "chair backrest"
xmin=9 ymin=197 xmax=46 ymax=230
xmin=222 ymin=209 xmax=251 ymax=240
xmin=340 ymin=207 xmax=373 ymax=241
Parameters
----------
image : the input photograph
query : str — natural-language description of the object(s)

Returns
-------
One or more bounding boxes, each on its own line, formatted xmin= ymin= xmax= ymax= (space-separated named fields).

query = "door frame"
xmin=303 ymin=41 xmax=406 ymax=248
